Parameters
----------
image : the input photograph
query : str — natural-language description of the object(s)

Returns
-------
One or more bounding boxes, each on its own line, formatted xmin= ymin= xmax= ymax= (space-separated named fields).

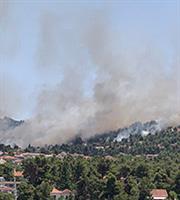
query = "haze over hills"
xmin=22 ymin=120 xmax=179 ymax=156
xmin=0 ymin=117 xmax=179 ymax=157
xmin=0 ymin=117 xmax=24 ymax=132
xmin=0 ymin=116 xmax=170 ymax=146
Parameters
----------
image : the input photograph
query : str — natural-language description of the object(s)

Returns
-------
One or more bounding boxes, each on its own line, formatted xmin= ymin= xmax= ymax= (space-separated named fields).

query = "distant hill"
xmin=85 ymin=120 xmax=161 ymax=144
xmin=0 ymin=117 xmax=24 ymax=132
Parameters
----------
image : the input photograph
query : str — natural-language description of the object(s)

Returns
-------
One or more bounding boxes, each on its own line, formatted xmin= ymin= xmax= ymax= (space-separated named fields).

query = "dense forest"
xmin=0 ymin=152 xmax=179 ymax=200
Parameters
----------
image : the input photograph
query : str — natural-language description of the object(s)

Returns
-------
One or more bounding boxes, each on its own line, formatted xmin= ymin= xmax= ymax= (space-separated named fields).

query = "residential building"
xmin=150 ymin=189 xmax=168 ymax=200
xmin=50 ymin=187 xmax=72 ymax=200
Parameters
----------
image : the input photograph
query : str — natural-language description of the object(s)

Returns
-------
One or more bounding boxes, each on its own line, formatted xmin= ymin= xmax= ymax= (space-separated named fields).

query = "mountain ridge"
xmin=0 ymin=116 xmax=24 ymax=132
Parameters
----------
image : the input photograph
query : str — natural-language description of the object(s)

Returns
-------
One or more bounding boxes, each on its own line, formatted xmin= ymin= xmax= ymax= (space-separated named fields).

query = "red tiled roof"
xmin=50 ymin=188 xmax=72 ymax=195
xmin=50 ymin=188 xmax=62 ymax=195
xmin=151 ymin=189 xmax=168 ymax=198
xmin=13 ymin=169 xmax=23 ymax=177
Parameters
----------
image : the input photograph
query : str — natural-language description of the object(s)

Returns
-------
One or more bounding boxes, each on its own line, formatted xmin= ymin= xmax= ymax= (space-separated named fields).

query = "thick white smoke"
xmin=0 ymin=2 xmax=179 ymax=146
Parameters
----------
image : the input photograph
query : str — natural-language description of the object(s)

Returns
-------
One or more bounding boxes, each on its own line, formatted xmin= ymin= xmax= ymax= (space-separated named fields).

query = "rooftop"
xmin=151 ymin=189 xmax=168 ymax=198
xmin=50 ymin=187 xmax=72 ymax=195
xmin=13 ymin=169 xmax=23 ymax=177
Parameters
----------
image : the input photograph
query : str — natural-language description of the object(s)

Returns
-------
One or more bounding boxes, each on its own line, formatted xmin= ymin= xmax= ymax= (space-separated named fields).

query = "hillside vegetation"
xmin=0 ymin=122 xmax=179 ymax=200
xmin=26 ymin=125 xmax=180 ymax=156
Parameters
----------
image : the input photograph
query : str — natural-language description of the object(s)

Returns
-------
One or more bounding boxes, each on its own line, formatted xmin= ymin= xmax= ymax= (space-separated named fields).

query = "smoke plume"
xmin=0 ymin=3 xmax=179 ymax=146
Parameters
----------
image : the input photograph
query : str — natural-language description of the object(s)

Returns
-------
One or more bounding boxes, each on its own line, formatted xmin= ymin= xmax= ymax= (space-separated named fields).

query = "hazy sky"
xmin=0 ymin=0 xmax=179 ymax=120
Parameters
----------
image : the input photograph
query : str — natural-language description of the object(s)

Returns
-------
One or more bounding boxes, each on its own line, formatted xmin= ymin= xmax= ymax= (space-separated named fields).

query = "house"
xmin=0 ymin=155 xmax=16 ymax=161
xmin=0 ymin=186 xmax=14 ymax=193
xmin=20 ymin=152 xmax=44 ymax=159
xmin=50 ymin=187 xmax=72 ymax=200
xmin=0 ymin=177 xmax=5 ymax=187
xmin=146 ymin=154 xmax=159 ymax=160
xmin=0 ymin=177 xmax=15 ymax=195
xmin=13 ymin=169 xmax=23 ymax=178
xmin=150 ymin=189 xmax=168 ymax=200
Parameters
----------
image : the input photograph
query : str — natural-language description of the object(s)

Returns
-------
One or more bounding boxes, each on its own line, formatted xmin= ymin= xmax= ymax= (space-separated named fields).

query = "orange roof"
xmin=50 ymin=188 xmax=72 ymax=195
xmin=151 ymin=189 xmax=168 ymax=198
xmin=50 ymin=188 xmax=62 ymax=195
xmin=13 ymin=169 xmax=23 ymax=177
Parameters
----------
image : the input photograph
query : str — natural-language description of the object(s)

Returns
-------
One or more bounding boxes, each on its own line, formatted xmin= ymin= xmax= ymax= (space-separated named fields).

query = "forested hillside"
xmin=0 ymin=124 xmax=179 ymax=200
xmin=27 ymin=125 xmax=180 ymax=156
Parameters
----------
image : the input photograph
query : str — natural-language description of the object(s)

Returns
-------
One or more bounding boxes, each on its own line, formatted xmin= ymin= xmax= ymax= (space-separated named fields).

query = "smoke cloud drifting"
xmin=0 ymin=2 xmax=179 ymax=146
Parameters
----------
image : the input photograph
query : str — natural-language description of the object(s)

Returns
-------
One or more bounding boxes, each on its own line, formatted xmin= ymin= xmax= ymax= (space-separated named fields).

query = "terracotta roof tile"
xmin=50 ymin=188 xmax=72 ymax=195
xmin=13 ymin=169 xmax=23 ymax=177
xmin=50 ymin=188 xmax=62 ymax=194
xmin=151 ymin=189 xmax=168 ymax=198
